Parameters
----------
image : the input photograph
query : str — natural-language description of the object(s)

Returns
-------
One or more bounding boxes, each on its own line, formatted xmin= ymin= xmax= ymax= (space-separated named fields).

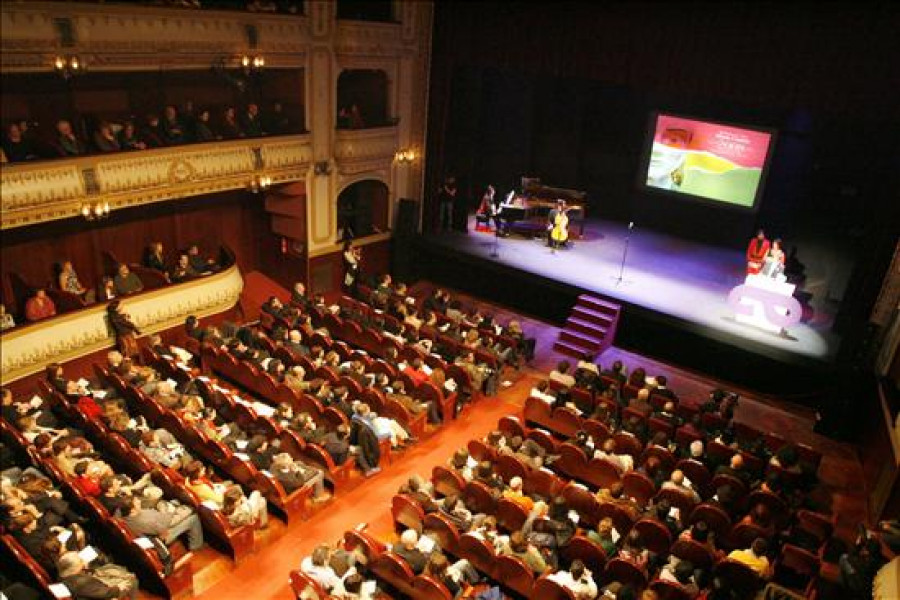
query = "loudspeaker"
xmin=396 ymin=198 xmax=420 ymax=237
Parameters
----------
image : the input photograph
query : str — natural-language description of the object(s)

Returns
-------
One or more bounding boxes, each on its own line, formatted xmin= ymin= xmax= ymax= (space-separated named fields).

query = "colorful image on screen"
xmin=644 ymin=114 xmax=774 ymax=208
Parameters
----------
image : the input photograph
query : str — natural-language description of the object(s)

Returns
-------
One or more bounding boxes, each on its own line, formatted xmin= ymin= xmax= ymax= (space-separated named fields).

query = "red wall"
xmin=1 ymin=191 xmax=272 ymax=316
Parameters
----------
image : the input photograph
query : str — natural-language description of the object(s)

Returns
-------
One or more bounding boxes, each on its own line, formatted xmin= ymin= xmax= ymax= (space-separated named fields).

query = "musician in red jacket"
xmin=746 ymin=229 xmax=770 ymax=275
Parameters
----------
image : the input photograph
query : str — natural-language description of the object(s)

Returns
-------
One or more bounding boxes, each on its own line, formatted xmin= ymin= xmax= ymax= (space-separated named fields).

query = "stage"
xmin=412 ymin=217 xmax=843 ymax=388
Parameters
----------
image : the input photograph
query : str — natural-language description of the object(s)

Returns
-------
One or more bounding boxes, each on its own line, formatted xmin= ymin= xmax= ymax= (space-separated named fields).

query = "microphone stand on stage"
xmin=489 ymin=209 xmax=500 ymax=259
xmin=612 ymin=221 xmax=634 ymax=286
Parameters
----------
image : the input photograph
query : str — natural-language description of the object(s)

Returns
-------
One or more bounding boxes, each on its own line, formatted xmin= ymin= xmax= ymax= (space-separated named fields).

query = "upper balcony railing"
xmin=1 ymin=134 xmax=312 ymax=230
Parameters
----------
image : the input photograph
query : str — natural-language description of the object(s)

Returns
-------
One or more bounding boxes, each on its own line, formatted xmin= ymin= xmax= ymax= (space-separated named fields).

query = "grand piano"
xmin=498 ymin=177 xmax=588 ymax=239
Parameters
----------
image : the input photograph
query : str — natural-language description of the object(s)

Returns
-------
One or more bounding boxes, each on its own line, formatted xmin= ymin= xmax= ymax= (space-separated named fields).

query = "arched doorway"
xmin=336 ymin=180 xmax=389 ymax=240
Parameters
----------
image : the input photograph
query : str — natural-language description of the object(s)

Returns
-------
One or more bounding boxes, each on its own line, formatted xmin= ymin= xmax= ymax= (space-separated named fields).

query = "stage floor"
xmin=430 ymin=218 xmax=841 ymax=361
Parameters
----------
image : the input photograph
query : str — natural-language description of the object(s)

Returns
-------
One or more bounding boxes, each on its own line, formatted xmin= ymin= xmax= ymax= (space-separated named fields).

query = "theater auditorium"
xmin=1 ymin=2 xmax=898 ymax=600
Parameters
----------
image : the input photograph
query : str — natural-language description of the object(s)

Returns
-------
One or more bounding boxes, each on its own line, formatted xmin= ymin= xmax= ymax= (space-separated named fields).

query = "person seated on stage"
xmin=746 ymin=229 xmax=771 ymax=275
xmin=761 ymin=238 xmax=786 ymax=279
xmin=549 ymin=360 xmax=576 ymax=389
xmin=475 ymin=185 xmax=496 ymax=231
xmin=113 ymin=264 xmax=144 ymax=296
xmin=24 ymin=289 xmax=56 ymax=322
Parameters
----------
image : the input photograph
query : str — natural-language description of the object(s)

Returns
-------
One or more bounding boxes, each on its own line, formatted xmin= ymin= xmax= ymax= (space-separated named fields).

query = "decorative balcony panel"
xmin=0 ymin=263 xmax=244 ymax=384
xmin=334 ymin=126 xmax=399 ymax=174
xmin=96 ymin=145 xmax=256 ymax=194
xmin=261 ymin=139 xmax=314 ymax=170
xmin=334 ymin=21 xmax=414 ymax=57
xmin=1 ymin=135 xmax=311 ymax=230
xmin=1 ymin=164 xmax=85 ymax=210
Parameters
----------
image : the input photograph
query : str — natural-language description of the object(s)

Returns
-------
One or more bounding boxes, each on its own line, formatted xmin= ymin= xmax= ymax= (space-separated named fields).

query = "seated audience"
xmin=24 ymin=289 xmax=56 ymax=322
xmin=55 ymin=120 xmax=86 ymax=156
xmin=727 ymin=537 xmax=772 ymax=579
xmin=93 ymin=121 xmax=120 ymax=153
xmin=548 ymin=559 xmax=598 ymax=599
xmin=2 ymin=123 xmax=37 ymax=162
xmin=113 ymin=264 xmax=144 ymax=296
xmin=1 ymin=303 xmax=15 ymax=330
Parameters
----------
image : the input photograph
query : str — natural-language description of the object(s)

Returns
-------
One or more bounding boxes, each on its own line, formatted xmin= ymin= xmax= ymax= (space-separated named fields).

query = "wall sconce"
xmin=314 ymin=161 xmax=332 ymax=176
xmin=241 ymin=54 xmax=265 ymax=72
xmin=249 ymin=174 xmax=272 ymax=193
xmin=53 ymin=55 xmax=83 ymax=80
xmin=394 ymin=148 xmax=417 ymax=164
xmin=81 ymin=201 xmax=110 ymax=221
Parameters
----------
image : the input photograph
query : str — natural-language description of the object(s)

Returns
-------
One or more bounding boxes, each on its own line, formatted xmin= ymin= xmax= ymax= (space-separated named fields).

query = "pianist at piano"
xmin=494 ymin=178 xmax=588 ymax=239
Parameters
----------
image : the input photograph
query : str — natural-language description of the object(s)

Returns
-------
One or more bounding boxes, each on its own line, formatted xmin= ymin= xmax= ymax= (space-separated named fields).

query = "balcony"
xmin=1 ymin=135 xmax=312 ymax=230
xmin=333 ymin=125 xmax=399 ymax=174
xmin=0 ymin=261 xmax=244 ymax=384
xmin=0 ymin=2 xmax=310 ymax=72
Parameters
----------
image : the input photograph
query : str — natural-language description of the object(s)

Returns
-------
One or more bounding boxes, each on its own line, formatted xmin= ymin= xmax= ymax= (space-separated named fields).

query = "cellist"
xmin=548 ymin=199 xmax=570 ymax=250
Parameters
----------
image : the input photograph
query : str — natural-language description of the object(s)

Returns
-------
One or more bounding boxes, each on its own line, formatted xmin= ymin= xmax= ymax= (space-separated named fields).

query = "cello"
xmin=548 ymin=200 xmax=570 ymax=249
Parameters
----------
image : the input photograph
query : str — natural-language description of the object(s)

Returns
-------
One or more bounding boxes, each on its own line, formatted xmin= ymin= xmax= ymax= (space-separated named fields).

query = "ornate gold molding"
xmin=0 ymin=263 xmax=244 ymax=384
xmin=333 ymin=126 xmax=399 ymax=163
xmin=1 ymin=135 xmax=312 ymax=230
xmin=1 ymin=2 xmax=311 ymax=70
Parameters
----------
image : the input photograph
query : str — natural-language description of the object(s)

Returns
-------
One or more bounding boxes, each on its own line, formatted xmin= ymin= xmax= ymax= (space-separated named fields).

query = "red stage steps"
xmin=553 ymin=294 xmax=621 ymax=360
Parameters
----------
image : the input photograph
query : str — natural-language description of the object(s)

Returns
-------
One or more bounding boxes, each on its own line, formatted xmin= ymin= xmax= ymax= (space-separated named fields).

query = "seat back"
xmin=496 ymin=555 xmax=535 ymax=596
xmin=369 ymin=552 xmax=417 ymax=597
xmin=432 ymin=465 xmax=466 ymax=498
xmin=633 ymin=518 xmax=673 ymax=555
xmin=561 ymin=482 xmax=602 ymax=529
xmin=533 ymin=574 xmax=578 ymax=600
xmin=688 ymin=503 xmax=732 ymax=538
xmin=670 ymin=538 xmax=716 ymax=571
xmin=496 ymin=453 xmax=529 ymax=483
xmin=584 ymin=457 xmax=622 ymax=490
xmin=525 ymin=467 xmax=562 ymax=500
xmin=458 ymin=533 xmax=497 ymax=577
xmin=622 ymin=471 xmax=657 ymax=507
xmin=560 ymin=535 xmax=608 ymax=576
xmin=391 ymin=494 xmax=425 ymax=533
xmin=498 ymin=415 xmax=526 ymax=440
xmin=412 ymin=575 xmax=454 ymax=600
xmin=495 ymin=498 xmax=530 ymax=533
xmin=774 ymin=543 xmax=820 ymax=592
xmin=423 ymin=512 xmax=461 ymax=556
xmin=603 ymin=557 xmax=648 ymax=590
xmin=713 ymin=559 xmax=763 ymax=598
xmin=675 ymin=459 xmax=712 ymax=498
xmin=462 ymin=481 xmax=498 ymax=516
xmin=649 ymin=579 xmax=694 ymax=600
xmin=551 ymin=406 xmax=583 ymax=438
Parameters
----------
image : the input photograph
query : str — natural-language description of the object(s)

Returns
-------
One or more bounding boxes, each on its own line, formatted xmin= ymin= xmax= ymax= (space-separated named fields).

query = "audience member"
xmin=24 ymin=289 xmax=56 ymax=322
